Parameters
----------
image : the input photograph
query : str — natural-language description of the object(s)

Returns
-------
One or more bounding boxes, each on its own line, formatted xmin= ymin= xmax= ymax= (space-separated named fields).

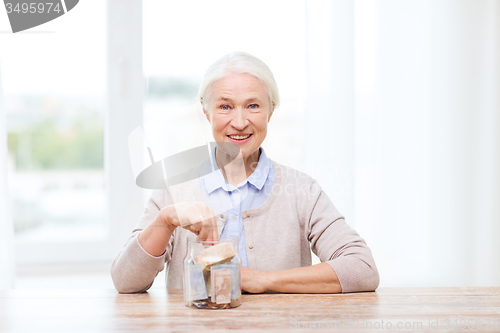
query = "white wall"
xmin=305 ymin=0 xmax=355 ymax=226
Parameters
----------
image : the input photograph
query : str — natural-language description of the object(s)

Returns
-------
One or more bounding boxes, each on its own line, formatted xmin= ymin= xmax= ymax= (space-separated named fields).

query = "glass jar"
xmin=183 ymin=237 xmax=241 ymax=309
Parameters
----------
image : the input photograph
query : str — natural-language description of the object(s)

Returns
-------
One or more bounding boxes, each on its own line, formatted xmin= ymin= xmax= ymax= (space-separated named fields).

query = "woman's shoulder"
xmin=265 ymin=161 xmax=326 ymax=220
xmin=271 ymin=160 xmax=316 ymax=184
xmin=270 ymin=160 xmax=322 ymax=197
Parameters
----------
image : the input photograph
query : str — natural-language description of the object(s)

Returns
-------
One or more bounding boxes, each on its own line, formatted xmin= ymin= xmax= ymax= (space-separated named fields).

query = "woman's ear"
xmin=201 ymin=99 xmax=211 ymax=123
xmin=268 ymin=107 xmax=274 ymax=122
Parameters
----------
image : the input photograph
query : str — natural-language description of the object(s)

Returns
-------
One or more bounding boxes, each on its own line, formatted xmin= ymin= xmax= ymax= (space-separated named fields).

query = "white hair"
xmin=198 ymin=51 xmax=280 ymax=111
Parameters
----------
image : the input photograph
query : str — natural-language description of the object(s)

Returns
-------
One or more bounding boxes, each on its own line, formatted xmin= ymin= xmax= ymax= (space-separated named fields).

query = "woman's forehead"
xmin=210 ymin=73 xmax=268 ymax=102
xmin=214 ymin=95 xmax=263 ymax=103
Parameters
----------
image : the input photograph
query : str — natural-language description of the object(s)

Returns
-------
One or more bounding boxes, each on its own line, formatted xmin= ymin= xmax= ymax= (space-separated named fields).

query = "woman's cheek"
xmin=212 ymin=121 xmax=227 ymax=139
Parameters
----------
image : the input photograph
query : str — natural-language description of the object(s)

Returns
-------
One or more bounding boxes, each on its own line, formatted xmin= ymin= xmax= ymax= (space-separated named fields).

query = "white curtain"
xmin=0 ymin=61 xmax=15 ymax=289
xmin=305 ymin=0 xmax=355 ymax=224
xmin=306 ymin=0 xmax=500 ymax=287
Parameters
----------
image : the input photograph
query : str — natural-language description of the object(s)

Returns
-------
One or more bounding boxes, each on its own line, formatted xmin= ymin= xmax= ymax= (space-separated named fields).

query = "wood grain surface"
xmin=0 ymin=287 xmax=499 ymax=332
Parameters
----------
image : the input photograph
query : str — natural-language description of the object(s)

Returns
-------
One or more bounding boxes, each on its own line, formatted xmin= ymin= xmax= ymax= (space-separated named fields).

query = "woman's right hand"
xmin=158 ymin=202 xmax=219 ymax=242
xmin=139 ymin=202 xmax=219 ymax=257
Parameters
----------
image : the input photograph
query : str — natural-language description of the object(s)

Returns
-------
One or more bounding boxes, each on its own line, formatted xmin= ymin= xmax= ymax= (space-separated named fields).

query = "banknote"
xmin=194 ymin=242 xmax=236 ymax=267
xmin=211 ymin=266 xmax=232 ymax=304
xmin=185 ymin=263 xmax=207 ymax=301
xmin=217 ymin=263 xmax=241 ymax=300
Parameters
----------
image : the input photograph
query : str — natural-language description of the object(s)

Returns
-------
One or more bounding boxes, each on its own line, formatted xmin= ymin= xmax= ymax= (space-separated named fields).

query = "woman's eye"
xmin=220 ymin=105 xmax=230 ymax=110
xmin=249 ymin=104 xmax=259 ymax=109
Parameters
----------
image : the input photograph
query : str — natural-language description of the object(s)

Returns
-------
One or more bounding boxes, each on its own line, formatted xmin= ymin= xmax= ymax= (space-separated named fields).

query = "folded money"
xmin=216 ymin=263 xmax=241 ymax=300
xmin=211 ymin=266 xmax=232 ymax=304
xmin=193 ymin=242 xmax=236 ymax=267
xmin=185 ymin=264 xmax=207 ymax=302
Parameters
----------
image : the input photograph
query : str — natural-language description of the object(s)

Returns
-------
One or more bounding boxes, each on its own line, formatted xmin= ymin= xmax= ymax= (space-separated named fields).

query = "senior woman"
xmin=111 ymin=52 xmax=379 ymax=294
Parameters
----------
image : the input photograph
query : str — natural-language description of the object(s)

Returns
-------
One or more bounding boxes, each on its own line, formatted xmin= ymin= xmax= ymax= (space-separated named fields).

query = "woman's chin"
xmin=216 ymin=141 xmax=241 ymax=158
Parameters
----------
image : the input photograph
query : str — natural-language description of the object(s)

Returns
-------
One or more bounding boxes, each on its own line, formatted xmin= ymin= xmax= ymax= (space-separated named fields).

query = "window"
xmin=142 ymin=0 xmax=308 ymax=172
xmin=0 ymin=0 xmax=142 ymax=270
xmin=142 ymin=0 xmax=321 ymax=266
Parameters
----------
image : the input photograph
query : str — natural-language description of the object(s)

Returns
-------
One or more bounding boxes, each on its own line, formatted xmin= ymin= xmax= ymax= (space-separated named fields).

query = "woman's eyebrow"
xmin=215 ymin=97 xmax=262 ymax=103
xmin=216 ymin=97 xmax=233 ymax=102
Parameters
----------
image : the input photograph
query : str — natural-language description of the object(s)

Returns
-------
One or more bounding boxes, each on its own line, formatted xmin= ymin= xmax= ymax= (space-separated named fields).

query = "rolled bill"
xmin=193 ymin=242 xmax=236 ymax=266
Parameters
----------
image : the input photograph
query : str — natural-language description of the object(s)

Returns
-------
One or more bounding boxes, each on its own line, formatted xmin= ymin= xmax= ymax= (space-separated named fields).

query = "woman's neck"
xmin=215 ymin=148 xmax=260 ymax=186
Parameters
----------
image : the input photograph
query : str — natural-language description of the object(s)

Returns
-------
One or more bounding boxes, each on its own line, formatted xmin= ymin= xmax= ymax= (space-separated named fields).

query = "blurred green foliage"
xmin=6 ymin=77 xmax=198 ymax=171
xmin=147 ymin=76 xmax=198 ymax=99
xmin=7 ymin=117 xmax=103 ymax=170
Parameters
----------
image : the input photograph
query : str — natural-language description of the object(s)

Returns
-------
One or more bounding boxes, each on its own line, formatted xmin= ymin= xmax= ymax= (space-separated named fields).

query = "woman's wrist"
xmin=262 ymin=270 xmax=275 ymax=292
xmin=137 ymin=210 xmax=177 ymax=257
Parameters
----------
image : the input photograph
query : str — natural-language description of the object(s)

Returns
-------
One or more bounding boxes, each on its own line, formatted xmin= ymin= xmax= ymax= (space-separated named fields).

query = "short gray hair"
xmin=198 ymin=51 xmax=280 ymax=111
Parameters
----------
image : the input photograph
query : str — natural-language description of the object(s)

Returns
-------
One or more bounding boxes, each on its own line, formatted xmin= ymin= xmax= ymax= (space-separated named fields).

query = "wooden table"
xmin=1 ymin=288 xmax=499 ymax=332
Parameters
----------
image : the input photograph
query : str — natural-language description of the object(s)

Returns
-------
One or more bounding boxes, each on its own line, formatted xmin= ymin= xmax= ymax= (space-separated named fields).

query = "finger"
xmin=206 ymin=216 xmax=218 ymax=241
xmin=183 ymin=204 xmax=204 ymax=238
xmin=196 ymin=219 xmax=210 ymax=241
xmin=183 ymin=224 xmax=199 ymax=235
xmin=201 ymin=205 xmax=218 ymax=241
xmin=205 ymin=205 xmax=217 ymax=235
xmin=189 ymin=221 xmax=202 ymax=233
xmin=175 ymin=203 xmax=194 ymax=228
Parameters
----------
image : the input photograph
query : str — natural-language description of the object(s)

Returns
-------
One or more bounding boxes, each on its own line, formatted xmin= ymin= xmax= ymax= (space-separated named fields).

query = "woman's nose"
xmin=231 ymin=109 xmax=247 ymax=130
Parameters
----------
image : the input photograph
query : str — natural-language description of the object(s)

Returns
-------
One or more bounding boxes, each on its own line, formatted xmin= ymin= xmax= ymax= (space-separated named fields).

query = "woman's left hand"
xmin=241 ymin=266 xmax=270 ymax=294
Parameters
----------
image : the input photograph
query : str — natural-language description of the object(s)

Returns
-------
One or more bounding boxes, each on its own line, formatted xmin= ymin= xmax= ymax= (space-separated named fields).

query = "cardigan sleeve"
xmin=110 ymin=188 xmax=174 ymax=293
xmin=307 ymin=181 xmax=379 ymax=293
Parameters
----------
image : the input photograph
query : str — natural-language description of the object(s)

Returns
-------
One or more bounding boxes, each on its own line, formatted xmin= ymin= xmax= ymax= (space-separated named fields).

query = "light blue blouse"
xmin=199 ymin=147 xmax=274 ymax=267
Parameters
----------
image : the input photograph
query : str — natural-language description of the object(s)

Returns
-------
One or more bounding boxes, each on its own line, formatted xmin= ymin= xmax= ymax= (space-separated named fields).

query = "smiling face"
xmin=202 ymin=72 xmax=273 ymax=161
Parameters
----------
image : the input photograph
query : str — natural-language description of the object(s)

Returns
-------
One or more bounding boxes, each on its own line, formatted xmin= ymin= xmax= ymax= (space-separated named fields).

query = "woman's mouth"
xmin=227 ymin=133 xmax=252 ymax=143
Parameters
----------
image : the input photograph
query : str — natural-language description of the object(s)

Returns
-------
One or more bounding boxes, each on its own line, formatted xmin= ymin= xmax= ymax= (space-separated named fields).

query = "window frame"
xmin=14 ymin=0 xmax=144 ymax=270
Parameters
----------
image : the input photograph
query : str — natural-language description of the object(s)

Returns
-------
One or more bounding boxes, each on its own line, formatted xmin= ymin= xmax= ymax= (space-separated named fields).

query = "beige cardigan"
xmin=110 ymin=161 xmax=379 ymax=293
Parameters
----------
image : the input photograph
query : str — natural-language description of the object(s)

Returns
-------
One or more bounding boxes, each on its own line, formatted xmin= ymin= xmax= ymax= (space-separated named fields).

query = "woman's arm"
xmin=110 ymin=189 xmax=168 ymax=294
xmin=111 ymin=193 xmax=219 ymax=293
xmin=240 ymin=179 xmax=379 ymax=294
xmin=242 ymin=263 xmax=342 ymax=294
xmin=139 ymin=203 xmax=219 ymax=256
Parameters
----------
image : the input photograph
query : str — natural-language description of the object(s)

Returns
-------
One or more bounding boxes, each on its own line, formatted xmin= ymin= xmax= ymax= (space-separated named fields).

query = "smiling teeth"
xmin=229 ymin=134 xmax=251 ymax=140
